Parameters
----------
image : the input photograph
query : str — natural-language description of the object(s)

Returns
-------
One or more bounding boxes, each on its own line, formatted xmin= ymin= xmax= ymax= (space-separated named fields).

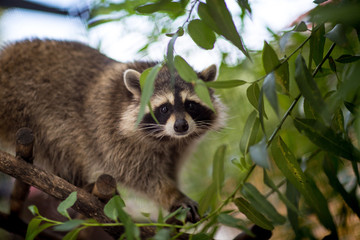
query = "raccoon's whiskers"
xmin=137 ymin=123 xmax=169 ymax=142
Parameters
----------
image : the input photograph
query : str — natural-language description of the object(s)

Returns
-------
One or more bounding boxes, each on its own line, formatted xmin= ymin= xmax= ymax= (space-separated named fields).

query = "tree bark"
xmin=10 ymin=128 xmax=34 ymax=215
xmin=0 ymin=149 xmax=125 ymax=238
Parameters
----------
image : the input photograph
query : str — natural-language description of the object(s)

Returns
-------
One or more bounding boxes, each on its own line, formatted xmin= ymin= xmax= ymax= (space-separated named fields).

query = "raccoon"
xmin=0 ymin=39 xmax=226 ymax=222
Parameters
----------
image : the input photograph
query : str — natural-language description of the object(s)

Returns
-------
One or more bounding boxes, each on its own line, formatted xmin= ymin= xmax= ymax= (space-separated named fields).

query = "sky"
xmin=0 ymin=0 xmax=316 ymax=69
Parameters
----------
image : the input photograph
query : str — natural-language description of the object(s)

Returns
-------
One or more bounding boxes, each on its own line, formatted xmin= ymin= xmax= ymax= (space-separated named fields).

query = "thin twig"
xmin=254 ymin=24 xmax=324 ymax=84
xmin=266 ymin=42 xmax=336 ymax=147
xmin=181 ymin=0 xmax=199 ymax=28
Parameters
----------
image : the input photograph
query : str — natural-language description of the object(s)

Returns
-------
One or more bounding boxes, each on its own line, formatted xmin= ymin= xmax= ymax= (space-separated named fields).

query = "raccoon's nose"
xmin=174 ymin=119 xmax=189 ymax=133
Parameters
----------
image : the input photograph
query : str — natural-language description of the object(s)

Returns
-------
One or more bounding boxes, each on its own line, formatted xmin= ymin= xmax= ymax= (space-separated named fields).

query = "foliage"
xmin=28 ymin=0 xmax=360 ymax=239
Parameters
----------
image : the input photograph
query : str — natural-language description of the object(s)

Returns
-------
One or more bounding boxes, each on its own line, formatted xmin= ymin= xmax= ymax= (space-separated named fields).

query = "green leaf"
xmin=314 ymin=0 xmax=328 ymax=4
xmin=249 ymin=137 xmax=269 ymax=169
xmin=246 ymin=82 xmax=260 ymax=110
xmin=136 ymin=1 xmax=183 ymax=16
xmin=232 ymin=157 xmax=252 ymax=172
xmin=325 ymin=24 xmax=349 ymax=47
xmin=197 ymin=2 xmax=221 ymax=36
xmin=28 ymin=205 xmax=39 ymax=216
xmin=323 ymin=155 xmax=360 ymax=218
xmin=331 ymin=108 xmax=345 ymax=134
xmin=261 ymin=42 xmax=290 ymax=93
xmin=234 ymin=197 xmax=274 ymax=231
xmin=294 ymin=54 xmax=330 ymax=123
xmin=197 ymin=1 xmax=250 ymax=58
xmin=192 ymin=233 xmax=212 ymax=240
xmin=335 ymin=54 xmax=360 ymax=63
xmin=188 ymin=19 xmax=216 ymax=50
xmin=136 ymin=63 xmax=163 ymax=125
xmin=246 ymin=82 xmax=267 ymax=119
xmin=327 ymin=61 xmax=360 ymax=115
xmin=261 ymin=41 xmax=289 ymax=94
xmin=62 ymin=227 xmax=86 ymax=240
xmin=294 ymin=21 xmax=308 ymax=32
xmin=262 ymin=41 xmax=280 ymax=74
xmin=26 ymin=217 xmax=41 ymax=240
xmin=231 ymin=158 xmax=243 ymax=170
xmin=153 ymin=228 xmax=171 ymax=240
xmin=141 ymin=212 xmax=151 ymax=218
xmin=104 ymin=195 xmax=126 ymax=221
xmin=279 ymin=32 xmax=292 ymax=52
xmin=135 ymin=3 xmax=161 ymax=14
xmin=263 ymin=72 xmax=279 ymax=116
xmin=271 ymin=137 xmax=311 ymax=188
xmin=258 ymin=88 xmax=266 ymax=134
xmin=263 ymin=170 xmax=299 ymax=214
xmin=104 ymin=195 xmax=140 ymax=240
xmin=199 ymin=216 xmax=219 ymax=237
xmin=293 ymin=118 xmax=360 ymax=162
xmin=241 ymin=183 xmax=286 ymax=225
xmin=120 ymin=211 xmax=140 ymax=239
xmin=239 ymin=110 xmax=260 ymax=155
xmin=344 ymin=101 xmax=358 ymax=114
xmin=212 ymin=145 xmax=227 ymax=196
xmin=205 ymin=79 xmax=247 ymax=89
xmin=194 ymin=80 xmax=215 ymax=111
xmin=139 ymin=68 xmax=151 ymax=89
xmin=157 ymin=208 xmax=164 ymax=224
xmin=237 ymin=0 xmax=252 ymax=16
xmin=198 ymin=184 xmax=217 ymax=216
xmin=352 ymin=159 xmax=360 ymax=186
xmin=271 ymin=137 xmax=337 ymax=234
xmin=328 ymin=56 xmax=337 ymax=72
xmin=57 ymin=192 xmax=77 ymax=220
xmin=262 ymin=41 xmax=290 ymax=94
xmin=275 ymin=60 xmax=290 ymax=94
xmin=163 ymin=207 xmax=185 ymax=223
xmin=285 ymin=181 xmax=300 ymax=233
xmin=148 ymin=102 xmax=159 ymax=124
xmin=217 ymin=213 xmax=253 ymax=235
xmin=26 ymin=217 xmax=56 ymax=240
xmin=90 ymin=1 xmax=145 ymax=16
xmin=310 ymin=24 xmax=325 ymax=66
xmin=174 ymin=208 xmax=189 ymax=223
xmin=303 ymin=99 xmax=318 ymax=119
xmin=174 ymin=55 xmax=198 ymax=82
xmin=53 ymin=219 xmax=85 ymax=232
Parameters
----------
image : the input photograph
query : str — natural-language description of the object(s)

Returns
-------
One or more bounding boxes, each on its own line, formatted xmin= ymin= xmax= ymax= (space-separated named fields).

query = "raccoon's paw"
xmin=170 ymin=196 xmax=201 ymax=223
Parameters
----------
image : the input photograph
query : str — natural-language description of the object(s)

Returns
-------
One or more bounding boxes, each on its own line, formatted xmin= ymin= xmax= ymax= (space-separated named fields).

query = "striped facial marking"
xmin=140 ymin=90 xmax=215 ymax=139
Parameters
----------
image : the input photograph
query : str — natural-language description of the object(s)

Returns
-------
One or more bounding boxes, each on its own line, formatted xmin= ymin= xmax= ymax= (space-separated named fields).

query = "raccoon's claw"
xmin=170 ymin=197 xmax=201 ymax=223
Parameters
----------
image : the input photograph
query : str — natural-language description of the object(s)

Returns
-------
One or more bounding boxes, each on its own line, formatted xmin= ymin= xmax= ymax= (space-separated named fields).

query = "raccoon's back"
xmin=0 ymin=39 xmax=115 ymax=133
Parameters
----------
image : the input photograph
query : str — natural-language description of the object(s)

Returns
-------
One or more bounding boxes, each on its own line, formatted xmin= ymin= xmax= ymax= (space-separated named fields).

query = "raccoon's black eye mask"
xmin=184 ymin=100 xmax=213 ymax=124
xmin=154 ymin=103 xmax=173 ymax=124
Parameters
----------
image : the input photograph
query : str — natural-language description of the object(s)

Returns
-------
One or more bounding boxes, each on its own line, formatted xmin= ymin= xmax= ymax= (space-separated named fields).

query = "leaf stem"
xmin=181 ymin=0 xmax=199 ymax=28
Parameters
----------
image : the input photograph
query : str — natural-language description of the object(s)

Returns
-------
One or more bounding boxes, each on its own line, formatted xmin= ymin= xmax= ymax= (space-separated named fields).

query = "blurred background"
xmin=0 ymin=0 xmax=315 ymax=68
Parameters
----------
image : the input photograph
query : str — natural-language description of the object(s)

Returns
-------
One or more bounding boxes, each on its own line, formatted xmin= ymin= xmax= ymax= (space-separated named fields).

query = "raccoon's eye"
xmin=185 ymin=101 xmax=198 ymax=112
xmin=160 ymin=105 xmax=169 ymax=114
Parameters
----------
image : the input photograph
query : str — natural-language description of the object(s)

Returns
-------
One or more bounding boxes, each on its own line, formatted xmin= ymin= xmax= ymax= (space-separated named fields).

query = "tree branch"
xmin=0 ymin=128 xmax=262 ymax=239
xmin=0 ymin=148 xmax=129 ymax=238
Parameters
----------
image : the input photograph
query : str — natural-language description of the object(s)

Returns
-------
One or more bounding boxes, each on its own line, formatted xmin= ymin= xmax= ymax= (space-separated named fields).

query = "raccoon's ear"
xmin=124 ymin=69 xmax=141 ymax=97
xmin=199 ymin=64 xmax=217 ymax=82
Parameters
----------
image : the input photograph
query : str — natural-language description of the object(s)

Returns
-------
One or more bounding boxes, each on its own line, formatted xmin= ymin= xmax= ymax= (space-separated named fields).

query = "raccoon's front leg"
xmin=154 ymin=181 xmax=200 ymax=223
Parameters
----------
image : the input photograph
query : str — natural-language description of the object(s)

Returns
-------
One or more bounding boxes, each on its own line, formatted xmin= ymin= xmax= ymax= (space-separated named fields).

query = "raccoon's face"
xmin=122 ymin=64 xmax=225 ymax=141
